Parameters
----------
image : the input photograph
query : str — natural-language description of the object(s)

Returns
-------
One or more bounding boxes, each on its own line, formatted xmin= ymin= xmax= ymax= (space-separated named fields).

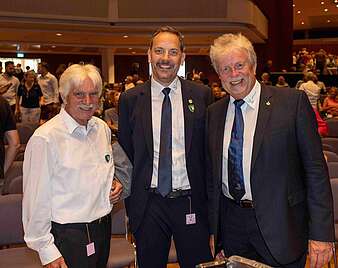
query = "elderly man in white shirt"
xmin=23 ymin=64 xmax=130 ymax=268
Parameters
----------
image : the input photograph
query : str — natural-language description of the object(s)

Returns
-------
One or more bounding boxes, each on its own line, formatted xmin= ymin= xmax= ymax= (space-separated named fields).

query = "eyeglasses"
xmin=153 ymin=47 xmax=181 ymax=57
xmin=72 ymin=91 xmax=99 ymax=99
xmin=220 ymin=62 xmax=248 ymax=75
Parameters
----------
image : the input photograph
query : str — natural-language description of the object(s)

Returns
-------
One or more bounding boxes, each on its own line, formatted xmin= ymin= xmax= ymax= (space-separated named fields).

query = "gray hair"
xmin=210 ymin=33 xmax=257 ymax=74
xmin=59 ymin=64 xmax=102 ymax=104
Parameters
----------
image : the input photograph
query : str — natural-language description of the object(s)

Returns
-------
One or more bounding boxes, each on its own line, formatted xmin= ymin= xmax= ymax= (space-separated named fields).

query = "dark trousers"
xmin=41 ymin=103 xmax=59 ymax=120
xmin=220 ymin=195 xmax=307 ymax=268
xmin=134 ymin=192 xmax=212 ymax=268
xmin=51 ymin=214 xmax=111 ymax=268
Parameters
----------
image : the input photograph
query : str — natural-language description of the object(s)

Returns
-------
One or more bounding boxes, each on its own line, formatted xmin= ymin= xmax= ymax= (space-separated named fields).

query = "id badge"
xmin=186 ymin=213 xmax=196 ymax=225
xmin=86 ymin=242 xmax=95 ymax=256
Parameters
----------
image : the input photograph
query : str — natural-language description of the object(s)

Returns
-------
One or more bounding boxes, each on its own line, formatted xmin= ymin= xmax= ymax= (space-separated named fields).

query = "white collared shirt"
xmin=38 ymin=72 xmax=59 ymax=104
xmin=150 ymin=76 xmax=190 ymax=190
xmin=0 ymin=74 xmax=20 ymax=105
xmin=22 ymin=108 xmax=114 ymax=265
xmin=222 ymin=80 xmax=261 ymax=200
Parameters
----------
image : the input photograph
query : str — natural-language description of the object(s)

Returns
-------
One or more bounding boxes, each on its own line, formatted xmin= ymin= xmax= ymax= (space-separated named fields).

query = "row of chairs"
xmin=0 ymin=194 xmax=136 ymax=268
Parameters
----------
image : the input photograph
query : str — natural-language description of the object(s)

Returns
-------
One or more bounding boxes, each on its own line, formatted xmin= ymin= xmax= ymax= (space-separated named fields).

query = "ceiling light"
xmin=11 ymin=44 xmax=17 ymax=47
xmin=336 ymin=4 xmax=338 ymax=7
xmin=324 ymin=8 xmax=328 ymax=11
xmin=320 ymin=1 xmax=324 ymax=4
xmin=327 ymin=19 xmax=331 ymax=22
xmin=128 ymin=47 xmax=132 ymax=50
xmin=132 ymin=51 xmax=136 ymax=54
xmin=301 ymin=21 xmax=305 ymax=25
xmin=297 ymin=10 xmax=301 ymax=14
xmin=123 ymin=35 xmax=128 ymax=38
xmin=56 ymin=33 xmax=62 ymax=36
xmin=52 ymin=45 xmax=56 ymax=48
xmin=32 ymin=44 xmax=41 ymax=48
xmin=293 ymin=4 xmax=296 ymax=7
xmin=335 ymin=0 xmax=338 ymax=3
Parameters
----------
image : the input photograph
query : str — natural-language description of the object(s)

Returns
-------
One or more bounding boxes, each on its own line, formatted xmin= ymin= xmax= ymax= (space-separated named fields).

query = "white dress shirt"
xmin=38 ymin=72 xmax=59 ymax=105
xmin=222 ymin=80 xmax=261 ymax=200
xmin=0 ymin=74 xmax=20 ymax=106
xmin=150 ymin=76 xmax=190 ymax=190
xmin=22 ymin=108 xmax=114 ymax=265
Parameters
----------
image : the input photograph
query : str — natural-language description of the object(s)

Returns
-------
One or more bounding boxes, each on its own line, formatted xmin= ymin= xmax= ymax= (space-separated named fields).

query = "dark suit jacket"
xmin=118 ymin=78 xmax=212 ymax=233
xmin=206 ymin=85 xmax=334 ymax=264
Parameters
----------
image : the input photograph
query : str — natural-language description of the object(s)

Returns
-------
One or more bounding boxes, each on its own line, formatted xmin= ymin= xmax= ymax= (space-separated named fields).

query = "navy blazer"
xmin=118 ymin=78 xmax=213 ymax=233
xmin=206 ymin=85 xmax=334 ymax=264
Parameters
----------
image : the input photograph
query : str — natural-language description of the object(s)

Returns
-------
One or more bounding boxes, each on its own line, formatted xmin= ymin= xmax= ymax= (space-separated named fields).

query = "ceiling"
xmin=0 ymin=1 xmax=337 ymax=55
xmin=293 ymin=0 xmax=338 ymax=29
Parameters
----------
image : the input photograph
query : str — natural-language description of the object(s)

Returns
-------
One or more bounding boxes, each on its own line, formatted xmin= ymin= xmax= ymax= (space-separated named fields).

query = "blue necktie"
xmin=228 ymin=99 xmax=246 ymax=202
xmin=157 ymin=87 xmax=172 ymax=197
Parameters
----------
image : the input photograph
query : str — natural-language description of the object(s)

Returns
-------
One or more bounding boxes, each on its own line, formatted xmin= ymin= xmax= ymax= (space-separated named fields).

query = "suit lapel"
xmin=215 ymin=97 xmax=229 ymax=183
xmin=140 ymin=81 xmax=153 ymax=157
xmin=181 ymin=79 xmax=194 ymax=154
xmin=251 ymin=85 xmax=273 ymax=170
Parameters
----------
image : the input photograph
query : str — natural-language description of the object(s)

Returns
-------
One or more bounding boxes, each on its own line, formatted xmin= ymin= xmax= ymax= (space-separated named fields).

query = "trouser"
xmin=220 ymin=195 xmax=307 ymax=268
xmin=134 ymin=192 xmax=212 ymax=268
xmin=20 ymin=107 xmax=41 ymax=125
xmin=51 ymin=214 xmax=111 ymax=268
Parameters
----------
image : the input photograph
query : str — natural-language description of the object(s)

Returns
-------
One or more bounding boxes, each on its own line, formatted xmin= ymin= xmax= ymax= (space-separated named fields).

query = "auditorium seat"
xmin=327 ymin=162 xmax=338 ymax=178
xmin=0 ymin=194 xmax=41 ymax=268
xmin=322 ymin=138 xmax=338 ymax=154
xmin=324 ymin=151 xmax=338 ymax=162
xmin=326 ymin=119 xmax=338 ymax=138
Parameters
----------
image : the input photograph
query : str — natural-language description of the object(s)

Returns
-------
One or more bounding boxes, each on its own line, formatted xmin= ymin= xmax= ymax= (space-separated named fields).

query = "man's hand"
xmin=109 ymin=179 xmax=123 ymax=204
xmin=44 ymin=257 xmax=68 ymax=268
xmin=209 ymin=235 xmax=215 ymax=258
xmin=308 ymin=240 xmax=333 ymax=268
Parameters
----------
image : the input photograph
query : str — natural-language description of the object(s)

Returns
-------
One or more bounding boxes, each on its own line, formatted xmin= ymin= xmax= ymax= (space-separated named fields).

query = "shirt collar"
xmin=230 ymin=80 xmax=261 ymax=110
xmin=60 ymin=108 xmax=97 ymax=135
xmin=151 ymin=76 xmax=179 ymax=97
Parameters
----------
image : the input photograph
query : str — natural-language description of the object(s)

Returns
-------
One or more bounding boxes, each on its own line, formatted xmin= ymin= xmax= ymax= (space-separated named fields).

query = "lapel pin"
xmin=188 ymin=99 xmax=195 ymax=113
xmin=105 ymin=154 xmax=110 ymax=163
xmin=266 ymin=101 xmax=271 ymax=106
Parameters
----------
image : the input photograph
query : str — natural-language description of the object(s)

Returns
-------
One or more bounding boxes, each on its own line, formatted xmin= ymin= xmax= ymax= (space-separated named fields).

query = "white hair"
xmin=59 ymin=64 xmax=102 ymax=104
xmin=210 ymin=33 xmax=257 ymax=74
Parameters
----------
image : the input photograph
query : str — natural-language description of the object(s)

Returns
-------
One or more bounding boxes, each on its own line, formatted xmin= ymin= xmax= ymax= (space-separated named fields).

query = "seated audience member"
xmin=16 ymin=71 xmax=43 ymax=125
xmin=314 ymin=108 xmax=328 ymax=137
xmin=23 ymin=64 xmax=131 ymax=268
xmin=260 ymin=72 xmax=272 ymax=85
xmin=275 ymin=75 xmax=289 ymax=88
xmin=211 ymin=82 xmax=226 ymax=101
xmin=322 ymin=87 xmax=338 ymax=117
xmin=124 ymin=75 xmax=135 ymax=91
xmin=299 ymin=71 xmax=320 ymax=108
xmin=104 ymin=91 xmax=120 ymax=134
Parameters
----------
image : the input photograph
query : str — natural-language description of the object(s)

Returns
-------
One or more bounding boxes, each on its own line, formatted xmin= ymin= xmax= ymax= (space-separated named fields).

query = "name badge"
xmin=186 ymin=213 xmax=196 ymax=225
xmin=86 ymin=242 xmax=95 ymax=256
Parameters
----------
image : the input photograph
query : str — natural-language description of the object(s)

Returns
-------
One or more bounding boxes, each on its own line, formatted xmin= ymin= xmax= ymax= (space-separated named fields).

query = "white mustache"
xmin=78 ymin=104 xmax=94 ymax=111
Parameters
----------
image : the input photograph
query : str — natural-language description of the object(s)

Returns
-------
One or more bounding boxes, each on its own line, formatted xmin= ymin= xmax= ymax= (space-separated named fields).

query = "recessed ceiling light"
xmin=52 ymin=45 xmax=56 ymax=48
xmin=336 ymin=4 xmax=338 ymax=7
xmin=335 ymin=0 xmax=338 ymax=3
xmin=132 ymin=51 xmax=136 ymax=54
xmin=123 ymin=35 xmax=128 ymax=38
xmin=324 ymin=8 xmax=328 ymax=11
xmin=327 ymin=19 xmax=331 ymax=23
xmin=301 ymin=21 xmax=305 ymax=25
xmin=293 ymin=4 xmax=296 ymax=7
xmin=128 ymin=47 xmax=132 ymax=50
xmin=320 ymin=1 xmax=324 ymax=4
xmin=32 ymin=44 xmax=41 ymax=48
xmin=297 ymin=10 xmax=301 ymax=14
xmin=11 ymin=44 xmax=17 ymax=47
xmin=56 ymin=33 xmax=62 ymax=36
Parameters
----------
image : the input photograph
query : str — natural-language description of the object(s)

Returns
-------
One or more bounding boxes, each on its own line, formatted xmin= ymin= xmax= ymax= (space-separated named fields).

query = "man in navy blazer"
xmin=207 ymin=33 xmax=334 ymax=267
xmin=118 ymin=26 xmax=212 ymax=268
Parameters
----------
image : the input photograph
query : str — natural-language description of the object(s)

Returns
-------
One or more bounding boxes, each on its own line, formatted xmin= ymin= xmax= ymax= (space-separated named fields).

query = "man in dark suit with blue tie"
xmin=206 ymin=33 xmax=334 ymax=267
xmin=118 ymin=26 xmax=213 ymax=268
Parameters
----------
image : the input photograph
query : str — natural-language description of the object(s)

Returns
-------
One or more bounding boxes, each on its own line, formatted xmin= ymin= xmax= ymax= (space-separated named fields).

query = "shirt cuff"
xmin=38 ymin=243 xmax=62 ymax=266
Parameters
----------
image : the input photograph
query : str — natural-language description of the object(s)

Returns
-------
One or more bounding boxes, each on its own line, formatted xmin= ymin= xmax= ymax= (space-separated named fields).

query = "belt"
xmin=52 ymin=214 xmax=110 ymax=228
xmin=90 ymin=214 xmax=110 ymax=224
xmin=149 ymin=188 xmax=191 ymax=199
xmin=224 ymin=196 xmax=254 ymax=208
